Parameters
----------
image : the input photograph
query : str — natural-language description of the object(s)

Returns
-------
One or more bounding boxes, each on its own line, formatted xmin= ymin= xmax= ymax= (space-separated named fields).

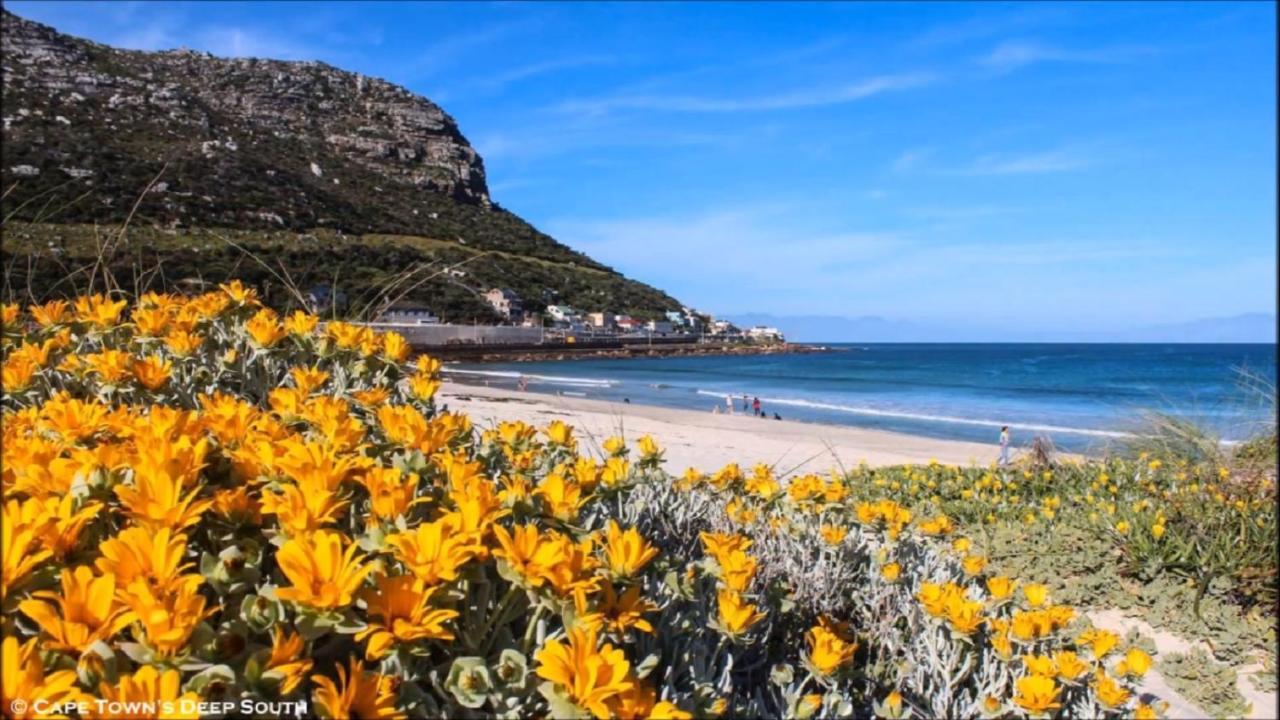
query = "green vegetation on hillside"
xmin=0 ymin=223 xmax=683 ymax=322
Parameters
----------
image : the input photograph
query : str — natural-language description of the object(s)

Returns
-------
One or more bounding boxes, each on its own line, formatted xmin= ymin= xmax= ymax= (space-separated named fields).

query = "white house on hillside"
xmin=485 ymin=288 xmax=523 ymax=322
xmin=746 ymin=325 xmax=785 ymax=342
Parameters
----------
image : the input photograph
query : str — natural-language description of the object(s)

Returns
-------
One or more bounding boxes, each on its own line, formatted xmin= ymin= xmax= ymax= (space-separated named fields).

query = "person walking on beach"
xmin=742 ymin=395 xmax=750 ymax=413
xmin=752 ymin=397 xmax=761 ymax=417
xmin=998 ymin=426 xmax=1011 ymax=466
xmin=725 ymin=395 xmax=734 ymax=415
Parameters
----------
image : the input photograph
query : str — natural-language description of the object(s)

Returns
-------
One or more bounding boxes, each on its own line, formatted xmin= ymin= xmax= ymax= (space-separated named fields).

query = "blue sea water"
xmin=445 ymin=344 xmax=1277 ymax=453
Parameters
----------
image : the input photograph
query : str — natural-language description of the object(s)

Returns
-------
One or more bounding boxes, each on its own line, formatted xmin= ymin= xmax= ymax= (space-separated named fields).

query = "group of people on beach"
xmin=715 ymin=394 xmax=781 ymax=420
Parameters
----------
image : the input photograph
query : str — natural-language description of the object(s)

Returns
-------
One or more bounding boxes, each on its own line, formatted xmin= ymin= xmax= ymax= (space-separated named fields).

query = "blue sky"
xmin=11 ymin=1 xmax=1278 ymax=338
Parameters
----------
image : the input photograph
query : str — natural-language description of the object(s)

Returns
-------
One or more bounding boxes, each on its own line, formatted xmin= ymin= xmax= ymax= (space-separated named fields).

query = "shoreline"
xmin=418 ymin=341 xmax=833 ymax=363
xmin=438 ymin=380 xmax=1028 ymax=474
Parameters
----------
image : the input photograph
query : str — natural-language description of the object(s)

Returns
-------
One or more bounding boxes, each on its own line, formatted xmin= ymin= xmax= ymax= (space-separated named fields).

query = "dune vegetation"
xmin=1 ymin=287 xmax=1273 ymax=719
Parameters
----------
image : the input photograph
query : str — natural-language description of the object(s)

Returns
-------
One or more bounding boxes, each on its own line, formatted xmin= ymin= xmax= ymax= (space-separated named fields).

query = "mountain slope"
xmin=0 ymin=10 xmax=681 ymax=320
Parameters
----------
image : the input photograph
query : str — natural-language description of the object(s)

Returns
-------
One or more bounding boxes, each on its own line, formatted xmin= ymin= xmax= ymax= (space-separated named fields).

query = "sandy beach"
xmin=439 ymin=381 xmax=1005 ymax=475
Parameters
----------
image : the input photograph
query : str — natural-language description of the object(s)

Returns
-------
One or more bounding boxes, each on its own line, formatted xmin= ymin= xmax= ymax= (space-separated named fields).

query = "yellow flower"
xmin=29 ymin=299 xmax=71 ymax=327
xmin=132 ymin=355 xmax=173 ymax=390
xmin=118 ymin=575 xmax=210 ymax=658
xmin=602 ymin=436 xmax=627 ymax=455
xmin=74 ymin=293 xmax=128 ymax=327
xmin=387 ymin=514 xmax=482 ymax=586
xmin=360 ymin=466 xmax=424 ymax=522
xmin=357 ymin=575 xmax=459 ymax=660
xmin=1052 ymin=650 xmax=1089 ymax=680
xmin=163 ymin=330 xmax=205 ymax=356
xmin=1012 ymin=674 xmax=1061 ymax=714
xmin=880 ymin=562 xmax=901 ymax=582
xmin=536 ymin=473 xmax=586 ymax=522
xmin=986 ymin=576 xmax=1015 ymax=600
xmin=1076 ymin=628 xmax=1120 ymax=659
xmin=535 ymin=626 xmax=634 ymax=719
xmin=312 ymin=658 xmax=405 ymax=719
xmin=716 ymin=589 xmax=766 ymax=636
xmin=2 ymin=498 xmax=54 ymax=602
xmin=85 ymin=348 xmax=133 ymax=383
xmin=945 ymin=597 xmax=985 ymax=635
xmin=1135 ymin=703 xmax=1159 ymax=719
xmin=544 ymin=420 xmax=576 ymax=449
xmin=601 ymin=457 xmax=631 ymax=487
xmin=917 ymin=514 xmax=954 ymax=536
xmin=95 ymin=526 xmax=190 ymax=594
xmin=2 ymin=355 xmax=40 ymax=391
xmin=264 ymin=628 xmax=313 ymax=696
xmin=352 ymin=386 xmax=392 ymax=407
xmin=637 ymin=434 xmax=661 ymax=457
xmin=275 ymin=530 xmax=376 ymax=609
xmin=700 ymin=532 xmax=752 ymax=561
xmin=114 ymin=453 xmax=213 ymax=532
xmin=1022 ymin=583 xmax=1049 ymax=608
xmin=18 ymin=566 xmax=134 ymax=655
xmin=962 ymin=554 xmax=986 ymax=576
xmin=1151 ymin=523 xmax=1165 ymax=539
xmin=493 ymin=523 xmax=570 ymax=589
xmin=1 ymin=636 xmax=88 ymax=718
xmin=807 ymin=622 xmax=858 ymax=676
xmin=132 ymin=306 xmax=171 ymax=336
xmin=1116 ymin=648 xmax=1152 ymax=677
xmin=261 ymin=482 xmax=349 ymax=536
xmin=1022 ymin=654 xmax=1057 ymax=677
xmin=382 ymin=331 xmax=411 ymax=362
xmin=98 ymin=665 xmax=201 ymax=719
xmin=284 ymin=310 xmax=319 ymax=336
xmin=1092 ymin=671 xmax=1131 ymax=708
xmin=31 ymin=495 xmax=101 ymax=559
xmin=407 ymin=373 xmax=440 ymax=401
xmin=290 ymin=365 xmax=330 ymax=394
xmin=1115 ymin=520 xmax=1130 ymax=534
xmin=220 ymin=279 xmax=259 ymax=305
xmin=603 ymin=520 xmax=659 ymax=578
xmin=716 ymin=549 xmax=758 ymax=592
xmin=821 ymin=525 xmax=848 ymax=545
xmin=576 ymin=579 xmax=658 ymax=636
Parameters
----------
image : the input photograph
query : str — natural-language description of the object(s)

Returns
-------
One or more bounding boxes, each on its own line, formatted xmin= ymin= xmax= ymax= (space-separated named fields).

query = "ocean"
xmin=444 ymin=344 xmax=1277 ymax=453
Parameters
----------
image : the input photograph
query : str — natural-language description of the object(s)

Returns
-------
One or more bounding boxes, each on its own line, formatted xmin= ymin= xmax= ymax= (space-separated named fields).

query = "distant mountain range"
xmin=727 ymin=313 xmax=1277 ymax=343
xmin=0 ymin=10 xmax=682 ymax=320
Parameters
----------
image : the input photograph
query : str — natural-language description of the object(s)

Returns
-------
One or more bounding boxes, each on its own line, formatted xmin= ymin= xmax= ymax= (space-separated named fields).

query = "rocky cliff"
xmin=0 ymin=11 xmax=683 ymax=319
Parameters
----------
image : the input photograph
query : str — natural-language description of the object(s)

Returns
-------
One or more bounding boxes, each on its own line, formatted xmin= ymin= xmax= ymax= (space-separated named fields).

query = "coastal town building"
xmin=587 ymin=312 xmax=615 ymax=329
xmin=545 ymin=305 xmax=582 ymax=325
xmin=711 ymin=320 xmax=740 ymax=337
xmin=646 ymin=320 xmax=675 ymax=335
xmin=615 ymin=316 xmax=642 ymax=333
xmin=377 ymin=301 xmax=439 ymax=325
xmin=746 ymin=325 xmax=785 ymax=342
xmin=484 ymin=288 xmax=523 ymax=323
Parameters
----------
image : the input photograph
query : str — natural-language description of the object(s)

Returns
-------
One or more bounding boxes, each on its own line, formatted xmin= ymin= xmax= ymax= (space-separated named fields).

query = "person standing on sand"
xmin=742 ymin=395 xmax=750 ymax=413
xmin=752 ymin=397 xmax=761 ymax=417
xmin=725 ymin=395 xmax=733 ymax=415
xmin=998 ymin=426 xmax=1011 ymax=466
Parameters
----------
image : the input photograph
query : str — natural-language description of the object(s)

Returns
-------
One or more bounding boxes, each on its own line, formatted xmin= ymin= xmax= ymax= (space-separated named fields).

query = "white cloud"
xmin=474 ymin=55 xmax=618 ymax=92
xmin=965 ymin=149 xmax=1092 ymax=175
xmin=552 ymin=73 xmax=933 ymax=115
xmin=892 ymin=148 xmax=932 ymax=173
xmin=978 ymin=40 xmax=1155 ymax=73
xmin=893 ymin=148 xmax=1094 ymax=176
